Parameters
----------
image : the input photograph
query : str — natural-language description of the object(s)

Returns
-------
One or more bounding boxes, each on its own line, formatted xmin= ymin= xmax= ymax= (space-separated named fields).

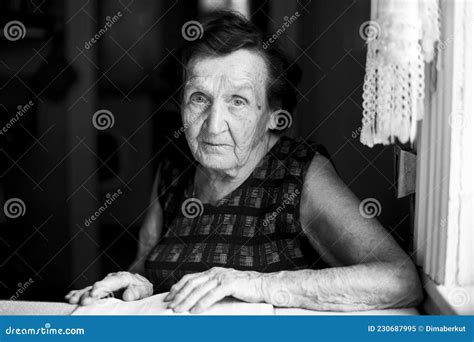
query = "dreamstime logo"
xmin=448 ymin=287 xmax=470 ymax=307
xmin=437 ymin=217 xmax=449 ymax=240
xmin=181 ymin=198 xmax=203 ymax=218
xmin=269 ymin=287 xmax=291 ymax=307
xmin=92 ymin=109 xmax=115 ymax=130
xmin=263 ymin=189 xmax=300 ymax=227
xmin=359 ymin=21 xmax=381 ymax=42
xmin=272 ymin=109 xmax=292 ymax=131
xmin=84 ymin=11 xmax=123 ymax=49
xmin=3 ymin=21 xmax=26 ymax=41
xmin=448 ymin=111 xmax=467 ymax=130
xmin=174 ymin=110 xmax=203 ymax=139
xmin=84 ymin=189 xmax=123 ymax=227
xmin=354 ymin=277 xmax=392 ymax=309
xmin=352 ymin=115 xmax=375 ymax=139
xmin=0 ymin=100 xmax=35 ymax=136
xmin=437 ymin=36 xmax=454 ymax=52
xmin=181 ymin=21 xmax=203 ymax=41
xmin=10 ymin=278 xmax=34 ymax=301
xmin=359 ymin=198 xmax=381 ymax=218
xmin=3 ymin=198 xmax=26 ymax=219
xmin=262 ymin=11 xmax=300 ymax=49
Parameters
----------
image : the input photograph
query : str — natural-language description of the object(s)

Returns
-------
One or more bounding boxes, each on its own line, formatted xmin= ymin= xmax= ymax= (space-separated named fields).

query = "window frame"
xmin=414 ymin=0 xmax=473 ymax=315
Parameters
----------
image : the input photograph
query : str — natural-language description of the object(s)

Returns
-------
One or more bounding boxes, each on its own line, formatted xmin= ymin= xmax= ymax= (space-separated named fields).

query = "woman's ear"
xmin=267 ymin=109 xmax=278 ymax=130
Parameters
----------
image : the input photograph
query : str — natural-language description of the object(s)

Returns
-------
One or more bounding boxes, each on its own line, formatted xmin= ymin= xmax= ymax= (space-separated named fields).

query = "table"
xmin=0 ymin=299 xmax=419 ymax=316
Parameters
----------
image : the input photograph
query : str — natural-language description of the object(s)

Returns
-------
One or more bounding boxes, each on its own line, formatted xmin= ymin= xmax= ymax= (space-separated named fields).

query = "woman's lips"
xmin=200 ymin=141 xmax=232 ymax=152
xmin=201 ymin=141 xmax=231 ymax=147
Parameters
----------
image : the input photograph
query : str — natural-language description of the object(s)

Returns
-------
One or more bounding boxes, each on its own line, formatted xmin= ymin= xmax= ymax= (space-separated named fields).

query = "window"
xmin=414 ymin=0 xmax=473 ymax=315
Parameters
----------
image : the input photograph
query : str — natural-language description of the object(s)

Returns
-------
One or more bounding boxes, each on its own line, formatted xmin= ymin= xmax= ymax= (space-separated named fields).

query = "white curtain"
xmin=360 ymin=0 xmax=440 ymax=147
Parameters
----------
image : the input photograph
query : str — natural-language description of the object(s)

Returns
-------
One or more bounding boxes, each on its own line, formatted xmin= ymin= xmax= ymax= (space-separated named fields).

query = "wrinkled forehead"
xmin=184 ymin=50 xmax=268 ymax=96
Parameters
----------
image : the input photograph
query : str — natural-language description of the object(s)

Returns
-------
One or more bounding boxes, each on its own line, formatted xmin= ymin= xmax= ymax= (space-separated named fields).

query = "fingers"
xmin=79 ymin=291 xmax=99 ymax=306
xmin=164 ymin=273 xmax=203 ymax=302
xmin=66 ymin=286 xmax=103 ymax=306
xmin=165 ymin=268 xmax=238 ymax=313
xmin=65 ymin=271 xmax=153 ymax=306
xmin=171 ymin=279 xmax=219 ymax=313
xmin=65 ymin=286 xmax=92 ymax=304
xmin=190 ymin=285 xmax=229 ymax=314
xmin=122 ymin=283 xmax=153 ymax=301
xmin=90 ymin=272 xmax=134 ymax=298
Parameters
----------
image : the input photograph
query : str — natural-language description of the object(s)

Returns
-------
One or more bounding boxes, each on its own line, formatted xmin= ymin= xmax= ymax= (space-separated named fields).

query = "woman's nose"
xmin=204 ymin=101 xmax=227 ymax=135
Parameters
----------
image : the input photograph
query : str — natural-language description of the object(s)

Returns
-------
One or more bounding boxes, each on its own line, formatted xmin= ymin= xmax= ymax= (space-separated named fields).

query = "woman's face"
xmin=182 ymin=49 xmax=273 ymax=172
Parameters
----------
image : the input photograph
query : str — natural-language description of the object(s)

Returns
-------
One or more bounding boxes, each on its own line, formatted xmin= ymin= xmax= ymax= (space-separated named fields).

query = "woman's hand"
xmin=65 ymin=271 xmax=153 ymax=306
xmin=164 ymin=267 xmax=264 ymax=314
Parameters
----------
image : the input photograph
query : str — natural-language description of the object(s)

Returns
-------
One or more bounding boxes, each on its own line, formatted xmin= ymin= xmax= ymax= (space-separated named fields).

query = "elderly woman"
xmin=66 ymin=11 xmax=422 ymax=313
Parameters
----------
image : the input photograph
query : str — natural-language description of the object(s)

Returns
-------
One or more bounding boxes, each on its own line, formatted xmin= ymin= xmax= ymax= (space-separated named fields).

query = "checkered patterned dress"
xmin=145 ymin=137 xmax=330 ymax=292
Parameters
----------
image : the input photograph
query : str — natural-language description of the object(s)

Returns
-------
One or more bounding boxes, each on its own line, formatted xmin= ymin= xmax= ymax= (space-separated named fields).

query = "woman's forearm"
xmin=260 ymin=261 xmax=423 ymax=311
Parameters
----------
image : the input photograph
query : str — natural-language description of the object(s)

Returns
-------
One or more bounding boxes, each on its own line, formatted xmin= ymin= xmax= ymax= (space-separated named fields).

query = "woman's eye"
xmin=231 ymin=97 xmax=246 ymax=107
xmin=190 ymin=93 xmax=208 ymax=105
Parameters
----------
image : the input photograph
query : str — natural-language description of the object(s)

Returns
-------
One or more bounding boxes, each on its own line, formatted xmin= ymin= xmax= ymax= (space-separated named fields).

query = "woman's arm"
xmin=258 ymin=153 xmax=422 ymax=311
xmin=128 ymin=166 xmax=163 ymax=275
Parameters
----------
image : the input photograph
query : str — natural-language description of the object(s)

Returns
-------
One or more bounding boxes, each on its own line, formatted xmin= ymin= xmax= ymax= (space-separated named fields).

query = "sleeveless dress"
xmin=145 ymin=136 xmax=331 ymax=293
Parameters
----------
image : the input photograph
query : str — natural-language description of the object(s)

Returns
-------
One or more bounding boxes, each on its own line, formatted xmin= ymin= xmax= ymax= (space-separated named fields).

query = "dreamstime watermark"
xmin=181 ymin=21 xmax=203 ymax=41
xmin=437 ymin=36 xmax=454 ymax=52
xmin=352 ymin=115 xmax=374 ymax=139
xmin=3 ymin=20 xmax=26 ymax=41
xmin=263 ymin=189 xmax=300 ymax=227
xmin=84 ymin=189 xmax=123 ymax=227
xmin=448 ymin=287 xmax=470 ymax=307
xmin=359 ymin=198 xmax=382 ymax=219
xmin=181 ymin=197 xmax=204 ymax=218
xmin=262 ymin=12 xmax=300 ymax=49
xmin=269 ymin=287 xmax=292 ymax=307
xmin=174 ymin=110 xmax=203 ymax=139
xmin=354 ymin=277 xmax=393 ymax=310
xmin=0 ymin=100 xmax=34 ymax=136
xmin=92 ymin=109 xmax=115 ymax=130
xmin=272 ymin=109 xmax=293 ymax=131
xmin=84 ymin=11 xmax=123 ymax=49
xmin=448 ymin=111 xmax=468 ymax=130
xmin=5 ymin=323 xmax=85 ymax=336
xmin=9 ymin=278 xmax=34 ymax=301
xmin=3 ymin=198 xmax=26 ymax=219
xmin=359 ymin=20 xmax=381 ymax=42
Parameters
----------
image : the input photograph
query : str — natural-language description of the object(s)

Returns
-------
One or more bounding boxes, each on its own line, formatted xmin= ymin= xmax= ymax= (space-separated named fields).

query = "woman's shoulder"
xmin=305 ymin=151 xmax=336 ymax=181
xmin=274 ymin=136 xmax=332 ymax=162
xmin=273 ymin=136 xmax=336 ymax=180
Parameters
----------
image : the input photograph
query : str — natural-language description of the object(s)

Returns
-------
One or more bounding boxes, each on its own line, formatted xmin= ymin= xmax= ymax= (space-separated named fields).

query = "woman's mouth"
xmin=201 ymin=141 xmax=231 ymax=147
xmin=200 ymin=141 xmax=232 ymax=152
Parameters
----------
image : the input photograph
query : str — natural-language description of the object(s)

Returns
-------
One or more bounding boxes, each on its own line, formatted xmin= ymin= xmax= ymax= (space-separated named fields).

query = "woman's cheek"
xmin=230 ymin=114 xmax=261 ymax=151
xmin=183 ymin=106 xmax=198 ymax=126
xmin=182 ymin=109 xmax=201 ymax=151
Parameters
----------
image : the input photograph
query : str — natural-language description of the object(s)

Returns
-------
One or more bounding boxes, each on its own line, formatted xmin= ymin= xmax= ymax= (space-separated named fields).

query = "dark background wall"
xmin=295 ymin=0 xmax=413 ymax=251
xmin=0 ymin=0 xmax=412 ymax=302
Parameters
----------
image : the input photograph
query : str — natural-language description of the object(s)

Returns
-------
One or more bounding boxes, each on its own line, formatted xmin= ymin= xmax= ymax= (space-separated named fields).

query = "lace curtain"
xmin=360 ymin=0 xmax=440 ymax=147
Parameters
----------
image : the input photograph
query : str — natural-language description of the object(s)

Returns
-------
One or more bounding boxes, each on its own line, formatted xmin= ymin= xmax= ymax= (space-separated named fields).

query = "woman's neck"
xmin=194 ymin=134 xmax=279 ymax=204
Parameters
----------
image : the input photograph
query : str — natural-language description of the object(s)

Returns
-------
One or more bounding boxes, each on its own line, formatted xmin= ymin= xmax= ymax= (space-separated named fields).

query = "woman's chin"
xmin=196 ymin=154 xmax=234 ymax=171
